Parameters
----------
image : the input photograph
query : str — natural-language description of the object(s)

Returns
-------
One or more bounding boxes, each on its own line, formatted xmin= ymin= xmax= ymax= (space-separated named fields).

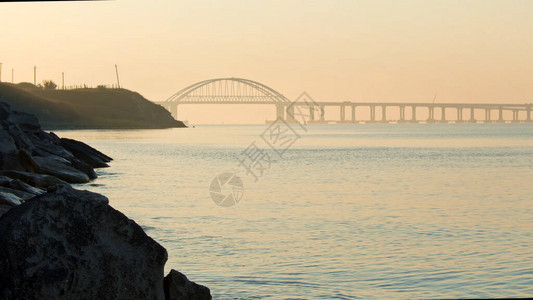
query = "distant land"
xmin=0 ymin=83 xmax=186 ymax=129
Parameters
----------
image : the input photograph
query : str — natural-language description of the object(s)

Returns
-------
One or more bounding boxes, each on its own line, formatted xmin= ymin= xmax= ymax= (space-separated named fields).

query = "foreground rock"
xmin=0 ymin=102 xmax=111 ymax=187
xmin=0 ymin=102 xmax=211 ymax=299
xmin=164 ymin=270 xmax=212 ymax=300
xmin=0 ymin=101 xmax=112 ymax=209
xmin=0 ymin=186 xmax=168 ymax=300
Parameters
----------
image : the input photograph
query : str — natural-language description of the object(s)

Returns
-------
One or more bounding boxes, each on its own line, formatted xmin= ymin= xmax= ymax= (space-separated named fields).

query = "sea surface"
xmin=58 ymin=123 xmax=533 ymax=299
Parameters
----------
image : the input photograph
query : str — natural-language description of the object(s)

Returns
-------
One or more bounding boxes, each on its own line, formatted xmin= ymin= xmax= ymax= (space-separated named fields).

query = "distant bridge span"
xmin=156 ymin=78 xmax=532 ymax=123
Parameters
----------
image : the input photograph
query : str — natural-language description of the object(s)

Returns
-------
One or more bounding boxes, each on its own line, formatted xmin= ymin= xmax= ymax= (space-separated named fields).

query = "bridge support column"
xmin=340 ymin=105 xmax=346 ymax=122
xmin=527 ymin=106 xmax=531 ymax=122
xmin=309 ymin=106 xmax=315 ymax=122
xmin=286 ymin=106 xmax=296 ymax=123
xmin=399 ymin=106 xmax=405 ymax=122
xmin=276 ymin=104 xmax=285 ymax=120
xmin=412 ymin=106 xmax=417 ymax=122
xmin=499 ymin=107 xmax=503 ymax=122
xmin=512 ymin=110 xmax=518 ymax=122
xmin=470 ymin=108 xmax=475 ymax=123
xmin=351 ymin=106 xmax=356 ymax=123
xmin=428 ymin=106 xmax=434 ymax=122
xmin=370 ymin=106 xmax=376 ymax=122
xmin=441 ymin=107 xmax=446 ymax=122
xmin=381 ymin=105 xmax=387 ymax=123
xmin=457 ymin=107 xmax=463 ymax=122
xmin=485 ymin=109 xmax=491 ymax=122
xmin=320 ymin=106 xmax=325 ymax=122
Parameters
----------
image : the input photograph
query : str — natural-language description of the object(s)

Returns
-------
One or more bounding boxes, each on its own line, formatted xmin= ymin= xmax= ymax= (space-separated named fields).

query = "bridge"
xmin=156 ymin=78 xmax=532 ymax=124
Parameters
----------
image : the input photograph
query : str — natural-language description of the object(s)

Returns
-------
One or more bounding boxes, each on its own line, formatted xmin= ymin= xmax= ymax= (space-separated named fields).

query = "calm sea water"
xmin=58 ymin=124 xmax=532 ymax=299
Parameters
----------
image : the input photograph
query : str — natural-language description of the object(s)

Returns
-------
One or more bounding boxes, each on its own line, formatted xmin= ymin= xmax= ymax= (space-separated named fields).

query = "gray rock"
xmin=163 ymin=270 xmax=212 ymax=300
xmin=0 ymin=186 xmax=35 ymax=201
xmin=60 ymin=138 xmax=112 ymax=168
xmin=0 ymin=191 xmax=22 ymax=206
xmin=7 ymin=111 xmax=40 ymax=132
xmin=47 ymin=131 xmax=63 ymax=144
xmin=6 ymin=124 xmax=34 ymax=151
xmin=7 ymin=179 xmax=46 ymax=196
xmin=0 ymin=170 xmax=67 ymax=189
xmin=0 ymin=175 xmax=13 ymax=186
xmin=0 ymin=204 xmax=11 ymax=218
xmin=0 ymin=186 xmax=168 ymax=300
xmin=31 ymin=137 xmax=76 ymax=161
xmin=0 ymin=128 xmax=17 ymax=155
xmin=70 ymin=158 xmax=97 ymax=180
xmin=0 ymin=149 xmax=39 ymax=173
xmin=33 ymin=156 xmax=90 ymax=183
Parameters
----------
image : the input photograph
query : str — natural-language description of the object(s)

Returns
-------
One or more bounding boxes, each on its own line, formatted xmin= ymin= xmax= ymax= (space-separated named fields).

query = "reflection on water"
xmin=62 ymin=124 xmax=533 ymax=299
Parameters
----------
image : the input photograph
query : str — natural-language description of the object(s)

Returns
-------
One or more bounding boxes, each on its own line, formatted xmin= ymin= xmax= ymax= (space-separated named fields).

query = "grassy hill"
xmin=0 ymin=83 xmax=185 ymax=129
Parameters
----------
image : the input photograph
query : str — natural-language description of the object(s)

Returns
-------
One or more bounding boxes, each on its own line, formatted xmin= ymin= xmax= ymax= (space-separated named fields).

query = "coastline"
xmin=0 ymin=102 xmax=210 ymax=299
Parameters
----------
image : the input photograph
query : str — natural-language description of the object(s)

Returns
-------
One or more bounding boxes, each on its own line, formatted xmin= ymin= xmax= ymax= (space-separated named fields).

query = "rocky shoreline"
xmin=0 ymin=102 xmax=211 ymax=299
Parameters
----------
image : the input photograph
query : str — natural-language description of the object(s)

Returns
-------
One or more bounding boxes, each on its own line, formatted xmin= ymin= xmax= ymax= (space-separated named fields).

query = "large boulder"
xmin=6 ymin=178 xmax=46 ymax=196
xmin=0 ymin=186 xmax=168 ymax=300
xmin=33 ymin=156 xmax=90 ymax=183
xmin=60 ymin=138 xmax=112 ymax=168
xmin=6 ymin=124 xmax=34 ymax=151
xmin=0 ymin=149 xmax=39 ymax=173
xmin=7 ymin=111 xmax=40 ymax=132
xmin=0 ymin=191 xmax=23 ymax=206
xmin=163 ymin=270 xmax=212 ymax=300
xmin=0 ymin=175 xmax=12 ymax=186
xmin=0 ymin=204 xmax=11 ymax=218
xmin=0 ymin=128 xmax=17 ymax=155
xmin=0 ymin=186 xmax=35 ymax=201
xmin=0 ymin=170 xmax=67 ymax=191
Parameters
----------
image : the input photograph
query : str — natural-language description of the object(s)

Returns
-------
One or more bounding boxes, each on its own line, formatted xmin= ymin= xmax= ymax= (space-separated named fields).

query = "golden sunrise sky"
xmin=2 ymin=0 xmax=532 ymax=105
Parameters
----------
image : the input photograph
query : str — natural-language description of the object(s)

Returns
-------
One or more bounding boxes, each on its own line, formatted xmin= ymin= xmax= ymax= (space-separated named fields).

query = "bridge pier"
xmin=457 ymin=107 xmax=463 ymax=122
xmin=470 ymin=108 xmax=475 ymax=123
xmin=527 ymin=106 xmax=531 ymax=122
xmin=412 ymin=106 xmax=417 ymax=122
xmin=399 ymin=106 xmax=405 ymax=122
xmin=499 ymin=106 xmax=503 ymax=122
xmin=309 ymin=106 xmax=315 ymax=122
xmin=441 ymin=107 xmax=446 ymax=122
xmin=427 ymin=106 xmax=434 ymax=123
xmin=320 ymin=106 xmax=325 ymax=122
xmin=485 ymin=108 xmax=491 ymax=122
xmin=370 ymin=105 xmax=376 ymax=122
xmin=351 ymin=106 xmax=356 ymax=123
xmin=512 ymin=110 xmax=519 ymax=122
xmin=381 ymin=105 xmax=387 ymax=123
xmin=276 ymin=104 xmax=285 ymax=120
xmin=286 ymin=105 xmax=296 ymax=123
xmin=340 ymin=105 xmax=346 ymax=122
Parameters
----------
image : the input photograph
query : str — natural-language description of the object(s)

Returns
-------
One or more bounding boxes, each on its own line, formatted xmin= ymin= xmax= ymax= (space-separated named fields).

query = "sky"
xmin=1 ymin=0 xmax=532 ymax=122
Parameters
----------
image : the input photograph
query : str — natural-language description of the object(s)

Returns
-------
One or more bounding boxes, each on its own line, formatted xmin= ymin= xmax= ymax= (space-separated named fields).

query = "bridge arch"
xmin=164 ymin=78 xmax=290 ymax=104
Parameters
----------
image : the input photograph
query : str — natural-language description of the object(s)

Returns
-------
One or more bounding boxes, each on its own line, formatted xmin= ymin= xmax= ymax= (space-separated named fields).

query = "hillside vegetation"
xmin=0 ymin=83 xmax=185 ymax=129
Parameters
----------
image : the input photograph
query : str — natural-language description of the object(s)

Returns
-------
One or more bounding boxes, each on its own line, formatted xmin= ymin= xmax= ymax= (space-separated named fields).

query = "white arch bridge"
xmin=155 ymin=78 xmax=532 ymax=123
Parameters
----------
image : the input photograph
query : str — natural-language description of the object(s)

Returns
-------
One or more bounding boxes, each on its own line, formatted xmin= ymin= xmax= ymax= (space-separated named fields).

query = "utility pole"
xmin=114 ymin=64 xmax=120 ymax=89
xmin=34 ymin=66 xmax=37 ymax=85
xmin=62 ymin=72 xmax=64 ymax=89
